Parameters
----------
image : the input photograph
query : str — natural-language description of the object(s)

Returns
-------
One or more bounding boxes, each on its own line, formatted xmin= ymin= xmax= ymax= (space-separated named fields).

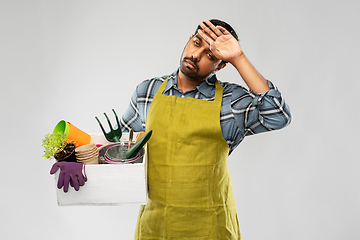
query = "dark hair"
xmin=195 ymin=19 xmax=239 ymax=42
xmin=195 ymin=19 xmax=239 ymax=65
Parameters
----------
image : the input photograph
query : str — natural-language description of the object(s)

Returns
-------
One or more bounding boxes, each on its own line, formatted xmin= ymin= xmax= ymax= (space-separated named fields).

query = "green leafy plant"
xmin=42 ymin=132 xmax=75 ymax=160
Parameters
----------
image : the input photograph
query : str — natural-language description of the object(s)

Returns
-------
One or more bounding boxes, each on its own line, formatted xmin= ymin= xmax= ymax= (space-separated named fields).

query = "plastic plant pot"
xmin=53 ymin=120 xmax=91 ymax=147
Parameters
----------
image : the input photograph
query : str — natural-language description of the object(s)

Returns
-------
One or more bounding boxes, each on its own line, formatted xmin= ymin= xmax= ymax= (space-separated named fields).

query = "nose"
xmin=191 ymin=49 xmax=202 ymax=61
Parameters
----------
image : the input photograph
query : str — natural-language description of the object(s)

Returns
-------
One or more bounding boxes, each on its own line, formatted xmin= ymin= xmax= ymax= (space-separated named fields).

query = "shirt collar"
xmin=164 ymin=69 xmax=217 ymax=98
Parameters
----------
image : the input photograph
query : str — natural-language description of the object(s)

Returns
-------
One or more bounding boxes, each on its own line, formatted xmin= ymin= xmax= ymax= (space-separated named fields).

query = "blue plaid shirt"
xmin=120 ymin=69 xmax=291 ymax=154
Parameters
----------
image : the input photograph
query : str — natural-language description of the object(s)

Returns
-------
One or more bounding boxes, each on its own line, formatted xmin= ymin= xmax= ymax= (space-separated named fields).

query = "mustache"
xmin=183 ymin=57 xmax=198 ymax=70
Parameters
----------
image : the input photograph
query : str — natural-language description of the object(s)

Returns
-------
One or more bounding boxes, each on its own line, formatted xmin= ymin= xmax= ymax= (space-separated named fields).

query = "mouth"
xmin=184 ymin=59 xmax=198 ymax=70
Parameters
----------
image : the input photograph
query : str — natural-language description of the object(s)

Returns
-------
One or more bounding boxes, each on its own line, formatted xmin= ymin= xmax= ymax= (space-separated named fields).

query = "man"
xmin=119 ymin=19 xmax=291 ymax=239
xmin=51 ymin=18 xmax=291 ymax=239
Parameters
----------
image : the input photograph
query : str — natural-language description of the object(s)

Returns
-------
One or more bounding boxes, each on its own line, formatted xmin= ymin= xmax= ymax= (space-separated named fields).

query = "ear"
xmin=214 ymin=63 xmax=227 ymax=73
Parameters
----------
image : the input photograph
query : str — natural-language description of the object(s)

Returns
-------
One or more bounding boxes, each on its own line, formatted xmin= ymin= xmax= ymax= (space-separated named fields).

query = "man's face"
xmin=179 ymin=33 xmax=223 ymax=82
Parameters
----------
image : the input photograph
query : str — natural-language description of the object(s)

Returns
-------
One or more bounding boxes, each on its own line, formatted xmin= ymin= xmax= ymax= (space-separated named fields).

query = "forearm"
xmin=231 ymin=53 xmax=270 ymax=94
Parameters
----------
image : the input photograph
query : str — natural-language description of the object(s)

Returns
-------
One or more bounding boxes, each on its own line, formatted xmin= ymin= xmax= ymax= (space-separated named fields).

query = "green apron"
xmin=135 ymin=78 xmax=241 ymax=239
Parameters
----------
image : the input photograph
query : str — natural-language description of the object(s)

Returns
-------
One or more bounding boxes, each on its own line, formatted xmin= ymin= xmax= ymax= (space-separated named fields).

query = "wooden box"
xmin=54 ymin=133 xmax=148 ymax=206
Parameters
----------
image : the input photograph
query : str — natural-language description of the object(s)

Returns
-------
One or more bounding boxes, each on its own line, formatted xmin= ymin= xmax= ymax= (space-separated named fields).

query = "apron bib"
xmin=135 ymin=78 xmax=241 ymax=239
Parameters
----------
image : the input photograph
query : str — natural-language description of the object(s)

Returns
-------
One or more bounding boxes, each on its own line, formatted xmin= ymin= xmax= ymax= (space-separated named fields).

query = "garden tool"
xmin=128 ymin=128 xmax=133 ymax=150
xmin=95 ymin=109 xmax=122 ymax=142
xmin=135 ymin=131 xmax=147 ymax=143
xmin=126 ymin=130 xmax=152 ymax=159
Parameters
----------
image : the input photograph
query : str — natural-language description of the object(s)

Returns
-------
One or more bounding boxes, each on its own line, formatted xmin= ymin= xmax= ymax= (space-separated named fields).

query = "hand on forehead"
xmin=195 ymin=19 xmax=242 ymax=64
xmin=198 ymin=19 xmax=228 ymax=46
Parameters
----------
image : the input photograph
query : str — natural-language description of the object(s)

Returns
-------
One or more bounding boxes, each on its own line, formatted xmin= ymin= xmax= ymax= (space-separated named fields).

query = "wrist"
xmin=229 ymin=51 xmax=246 ymax=69
xmin=229 ymin=51 xmax=245 ymax=66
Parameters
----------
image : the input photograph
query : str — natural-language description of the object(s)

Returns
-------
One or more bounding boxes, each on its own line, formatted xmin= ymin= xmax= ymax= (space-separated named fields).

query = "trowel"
xmin=126 ymin=130 xmax=152 ymax=159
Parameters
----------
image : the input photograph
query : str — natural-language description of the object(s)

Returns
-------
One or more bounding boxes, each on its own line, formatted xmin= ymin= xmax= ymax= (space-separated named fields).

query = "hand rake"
xmin=95 ymin=109 xmax=122 ymax=142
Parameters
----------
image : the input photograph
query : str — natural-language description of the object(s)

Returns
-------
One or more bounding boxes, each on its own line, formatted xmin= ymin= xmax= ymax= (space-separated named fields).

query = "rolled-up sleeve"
xmin=232 ymin=80 xmax=292 ymax=137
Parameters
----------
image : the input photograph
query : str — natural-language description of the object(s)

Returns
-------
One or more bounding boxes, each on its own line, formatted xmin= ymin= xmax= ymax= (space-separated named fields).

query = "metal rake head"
xmin=95 ymin=109 xmax=122 ymax=142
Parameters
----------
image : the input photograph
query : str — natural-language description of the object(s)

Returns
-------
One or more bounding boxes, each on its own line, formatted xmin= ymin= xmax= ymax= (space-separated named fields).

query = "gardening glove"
xmin=50 ymin=162 xmax=87 ymax=193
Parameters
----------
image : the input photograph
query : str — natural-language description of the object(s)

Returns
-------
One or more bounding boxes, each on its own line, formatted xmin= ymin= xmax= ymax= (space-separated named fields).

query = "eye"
xmin=207 ymin=53 xmax=213 ymax=59
xmin=193 ymin=39 xmax=200 ymax=46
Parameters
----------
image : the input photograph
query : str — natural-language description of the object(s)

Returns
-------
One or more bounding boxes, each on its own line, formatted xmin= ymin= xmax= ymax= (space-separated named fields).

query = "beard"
xmin=179 ymin=56 xmax=212 ymax=82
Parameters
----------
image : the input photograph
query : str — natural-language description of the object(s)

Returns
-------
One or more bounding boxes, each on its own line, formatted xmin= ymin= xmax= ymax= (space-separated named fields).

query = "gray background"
xmin=1 ymin=0 xmax=359 ymax=239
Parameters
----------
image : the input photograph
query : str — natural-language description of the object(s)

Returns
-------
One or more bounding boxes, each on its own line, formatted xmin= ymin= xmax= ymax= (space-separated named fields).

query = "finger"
xmin=216 ymin=25 xmax=231 ymax=35
xmin=70 ymin=178 xmax=74 ymax=187
xmin=63 ymin=174 xmax=70 ymax=193
xmin=78 ymin=175 xmax=86 ymax=187
xmin=57 ymin=171 xmax=65 ymax=189
xmin=198 ymin=29 xmax=212 ymax=45
xmin=199 ymin=21 xmax=217 ymax=41
xmin=71 ymin=177 xmax=80 ymax=191
xmin=50 ymin=163 xmax=60 ymax=175
xmin=198 ymin=27 xmax=215 ymax=47
xmin=203 ymin=19 xmax=224 ymax=37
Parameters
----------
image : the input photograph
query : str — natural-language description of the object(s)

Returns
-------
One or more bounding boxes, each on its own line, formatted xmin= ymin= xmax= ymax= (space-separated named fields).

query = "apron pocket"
xmin=145 ymin=181 xmax=212 ymax=238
